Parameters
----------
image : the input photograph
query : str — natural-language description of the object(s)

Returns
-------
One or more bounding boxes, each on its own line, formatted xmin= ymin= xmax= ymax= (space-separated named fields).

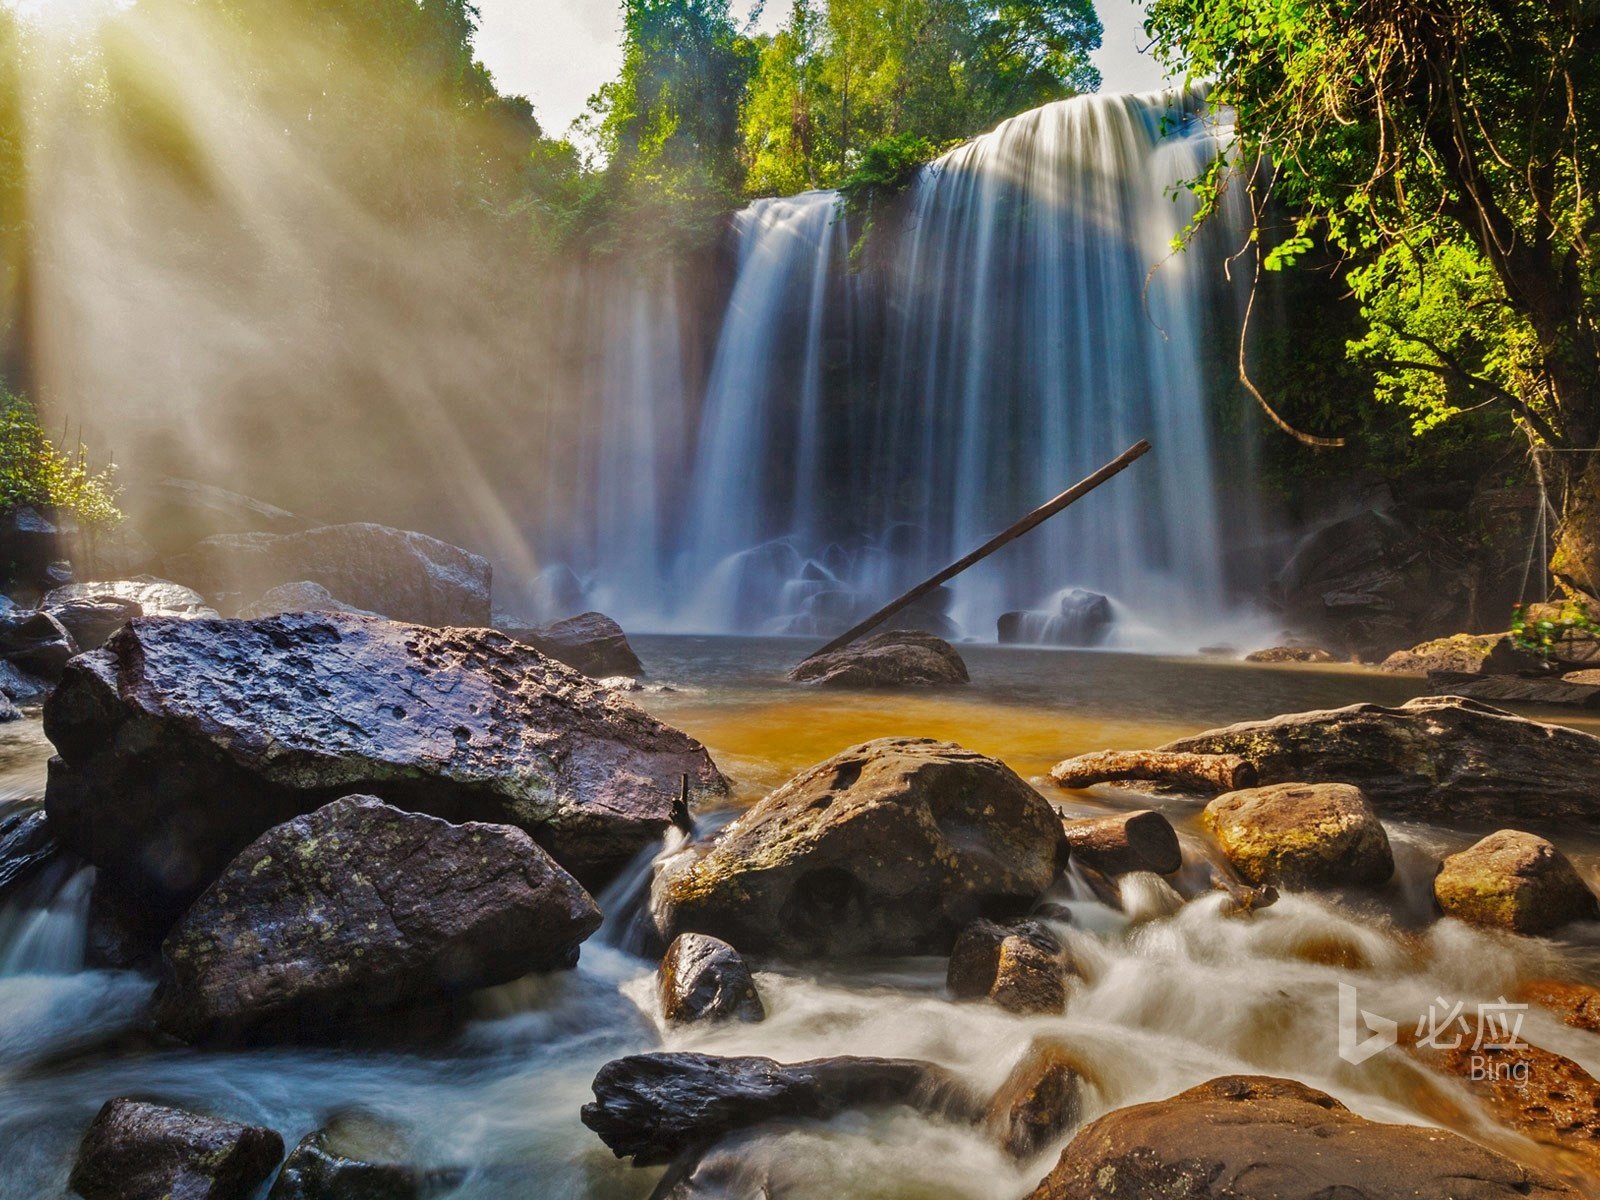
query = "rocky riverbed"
xmin=1 ymin=635 xmax=1598 ymax=1199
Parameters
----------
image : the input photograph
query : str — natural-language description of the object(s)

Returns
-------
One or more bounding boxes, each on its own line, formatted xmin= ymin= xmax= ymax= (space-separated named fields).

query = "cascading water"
xmin=538 ymin=88 xmax=1265 ymax=649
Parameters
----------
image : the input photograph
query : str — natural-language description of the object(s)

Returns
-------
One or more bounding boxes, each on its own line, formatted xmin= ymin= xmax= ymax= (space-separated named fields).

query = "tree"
xmin=1147 ymin=0 xmax=1600 ymax=604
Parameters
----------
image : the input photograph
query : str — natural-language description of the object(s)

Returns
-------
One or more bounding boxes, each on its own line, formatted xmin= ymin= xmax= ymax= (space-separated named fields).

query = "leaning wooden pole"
xmin=800 ymin=439 xmax=1154 ymax=664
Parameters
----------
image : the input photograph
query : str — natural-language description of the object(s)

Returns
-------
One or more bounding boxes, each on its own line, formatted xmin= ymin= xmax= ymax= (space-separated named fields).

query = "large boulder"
xmin=44 ymin=612 xmax=726 ymax=920
xmin=787 ymin=630 xmax=969 ymax=688
xmin=580 ymin=1052 xmax=971 ymax=1166
xmin=68 ymin=1098 xmax=284 ymax=1200
xmin=1025 ymin=1075 xmax=1577 ymax=1199
xmin=657 ymin=933 xmax=765 ymax=1026
xmin=266 ymin=1129 xmax=462 ymax=1200
xmin=45 ymin=596 xmax=143 ymax=652
xmin=507 ymin=612 xmax=644 ymax=679
xmin=165 ymin=523 xmax=491 ymax=627
xmin=46 ymin=576 xmax=219 ymax=620
xmin=0 ymin=607 xmax=78 ymax=679
xmin=121 ymin=475 xmax=312 ymax=556
xmin=999 ymin=589 xmax=1114 ymax=648
xmin=652 ymin=738 xmax=1061 ymax=958
xmin=947 ymin=918 xmax=1071 ymax=1015
xmin=1432 ymin=830 xmax=1598 ymax=935
xmin=1379 ymin=632 xmax=1538 ymax=675
xmin=153 ymin=797 xmax=602 ymax=1043
xmin=236 ymin=580 xmax=382 ymax=620
xmin=1201 ymin=783 xmax=1394 ymax=890
xmin=1161 ymin=696 xmax=1600 ymax=826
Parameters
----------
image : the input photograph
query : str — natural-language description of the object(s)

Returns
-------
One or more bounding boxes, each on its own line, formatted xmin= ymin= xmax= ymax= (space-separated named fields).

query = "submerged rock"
xmin=1432 ymin=830 xmax=1598 ymax=935
xmin=1025 ymin=1075 xmax=1578 ymax=1199
xmin=1516 ymin=979 xmax=1600 ymax=1033
xmin=68 ymin=1098 xmax=284 ymax=1200
xmin=985 ymin=1042 xmax=1087 ymax=1159
xmin=657 ymin=933 xmax=765 ymax=1026
xmin=45 ymin=596 xmax=143 ymax=652
xmin=507 ymin=612 xmax=644 ymax=679
xmin=1161 ymin=696 xmax=1600 ymax=826
xmin=266 ymin=1129 xmax=463 ymax=1200
xmin=45 ymin=612 xmax=725 ymax=920
xmin=947 ymin=918 xmax=1072 ymax=1015
xmin=45 ymin=577 xmax=219 ymax=620
xmin=0 ymin=808 xmax=61 ymax=903
xmin=653 ymin=738 xmax=1060 ymax=958
xmin=153 ymin=796 xmax=602 ymax=1044
xmin=1060 ymin=811 xmax=1181 ymax=876
xmin=580 ymin=1052 xmax=971 ymax=1166
xmin=787 ymin=630 xmax=969 ymax=688
xmin=165 ymin=523 xmax=491 ymax=627
xmin=236 ymin=580 xmax=381 ymax=620
xmin=1202 ymin=783 xmax=1393 ymax=890
xmin=0 ymin=608 xmax=78 ymax=679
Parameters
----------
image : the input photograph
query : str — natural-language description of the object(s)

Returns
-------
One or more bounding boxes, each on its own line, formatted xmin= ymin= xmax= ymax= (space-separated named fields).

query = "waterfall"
xmin=542 ymin=88 xmax=1258 ymax=649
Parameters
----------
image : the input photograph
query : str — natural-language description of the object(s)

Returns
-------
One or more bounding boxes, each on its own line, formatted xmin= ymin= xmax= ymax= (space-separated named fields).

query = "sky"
xmin=473 ymin=1 xmax=1171 ymax=139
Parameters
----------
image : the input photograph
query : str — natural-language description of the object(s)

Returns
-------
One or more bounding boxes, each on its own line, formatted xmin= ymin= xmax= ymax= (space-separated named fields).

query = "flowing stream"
xmin=2 ymin=643 xmax=1598 ymax=1197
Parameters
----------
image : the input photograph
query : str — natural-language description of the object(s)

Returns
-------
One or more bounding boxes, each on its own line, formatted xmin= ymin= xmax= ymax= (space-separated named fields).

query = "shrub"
xmin=0 ymin=389 xmax=121 ymax=528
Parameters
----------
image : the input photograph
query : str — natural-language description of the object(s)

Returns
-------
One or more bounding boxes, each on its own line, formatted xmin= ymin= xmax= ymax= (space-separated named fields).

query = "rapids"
xmin=2 ymin=641 xmax=1598 ymax=1197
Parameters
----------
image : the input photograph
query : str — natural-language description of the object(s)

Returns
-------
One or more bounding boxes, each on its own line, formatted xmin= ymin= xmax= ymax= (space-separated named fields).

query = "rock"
xmin=265 ymin=1129 xmax=462 ymax=1200
xmin=1564 ymin=668 xmax=1600 ymax=685
xmin=1024 ymin=1075 xmax=1578 ymax=1200
xmin=652 ymin=738 xmax=1060 ymax=958
xmin=1428 ymin=672 xmax=1600 ymax=709
xmin=152 ymin=796 xmax=603 ymax=1044
xmin=1244 ymin=646 xmax=1337 ymax=663
xmin=947 ymin=918 xmax=1070 ymax=1015
xmin=86 ymin=875 xmax=169 ymax=971
xmin=45 ymin=597 xmax=143 ymax=651
xmin=999 ymin=589 xmax=1114 ymax=648
xmin=1161 ymin=695 xmax=1600 ymax=826
xmin=1379 ymin=633 xmax=1537 ymax=675
xmin=236 ymin=581 xmax=382 ymax=620
xmin=45 ymin=612 xmax=725 ymax=919
xmin=507 ymin=612 xmax=644 ymax=679
xmin=0 ymin=506 xmax=67 ymax=585
xmin=0 ymin=608 xmax=78 ymax=679
xmin=657 ymin=933 xmax=765 ymax=1026
xmin=1060 ymin=811 xmax=1181 ymax=876
xmin=1515 ymin=979 xmax=1600 ymax=1032
xmin=1432 ymin=830 xmax=1598 ymax=935
xmin=787 ymin=630 xmax=969 ymax=688
xmin=1210 ymin=870 xmax=1279 ymax=917
xmin=0 ymin=808 xmax=61 ymax=903
xmin=0 ymin=658 xmax=50 ymax=703
xmin=165 ymin=523 xmax=491 ymax=627
xmin=67 ymin=1097 xmax=284 ymax=1200
xmin=580 ymin=1052 xmax=972 ymax=1166
xmin=121 ymin=475 xmax=312 ymax=557
xmin=1201 ymin=784 xmax=1393 ymax=890
xmin=986 ymin=1042 xmax=1085 ymax=1159
xmin=0 ymin=689 xmax=18 ymax=722
xmin=46 ymin=577 xmax=219 ymax=620
xmin=1410 ymin=1019 xmax=1600 ymax=1172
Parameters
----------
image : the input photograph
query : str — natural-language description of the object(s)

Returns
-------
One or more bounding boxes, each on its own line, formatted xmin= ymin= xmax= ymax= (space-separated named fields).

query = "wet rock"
xmin=1379 ymin=633 xmax=1538 ymax=676
xmin=1024 ymin=1075 xmax=1578 ymax=1199
xmin=507 ymin=612 xmax=644 ymax=679
xmin=237 ymin=581 xmax=381 ymax=620
xmin=0 ymin=658 xmax=50 ymax=703
xmin=1427 ymin=672 xmax=1600 ymax=709
xmin=948 ymin=918 xmax=1071 ymax=1015
xmin=0 ymin=608 xmax=78 ymax=679
xmin=0 ymin=506 xmax=67 ymax=586
xmin=1432 ymin=830 xmax=1598 ymax=935
xmin=152 ymin=796 xmax=602 ymax=1044
xmin=1515 ymin=979 xmax=1600 ymax=1032
xmin=1519 ymin=601 xmax=1600 ymax=667
xmin=165 ymin=523 xmax=491 ymax=627
xmin=986 ymin=1042 xmax=1086 ymax=1159
xmin=0 ymin=689 xmax=18 ymax=722
xmin=0 ymin=808 xmax=61 ymax=903
xmin=122 ymin=475 xmax=312 ymax=557
xmin=45 ymin=577 xmax=219 ymax=620
xmin=1211 ymin=871 xmax=1279 ymax=917
xmin=1061 ymin=811 xmax=1181 ymax=876
xmin=580 ymin=1052 xmax=972 ymax=1166
xmin=1000 ymin=590 xmax=1114 ymax=648
xmin=1202 ymin=783 xmax=1393 ymax=890
xmin=787 ymin=630 xmax=969 ymax=688
xmin=657 ymin=933 xmax=765 ymax=1026
xmin=1161 ymin=695 xmax=1600 ymax=827
xmin=266 ymin=1129 xmax=463 ymax=1200
xmin=653 ymin=738 xmax=1060 ymax=958
xmin=44 ymin=611 xmax=725 ymax=919
xmin=45 ymin=597 xmax=143 ymax=652
xmin=68 ymin=1097 xmax=284 ymax=1200
xmin=86 ymin=875 xmax=169 ymax=971
xmin=1244 ymin=646 xmax=1337 ymax=664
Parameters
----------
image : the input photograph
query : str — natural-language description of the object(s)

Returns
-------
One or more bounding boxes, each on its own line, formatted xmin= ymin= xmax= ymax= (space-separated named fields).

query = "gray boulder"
xmin=0 ymin=608 xmax=77 ymax=679
xmin=236 ymin=580 xmax=381 ymax=620
xmin=507 ymin=612 xmax=644 ymax=679
xmin=46 ymin=577 xmax=218 ymax=620
xmin=165 ymin=523 xmax=491 ymax=627
xmin=44 ymin=612 xmax=726 ymax=921
xmin=121 ymin=475 xmax=311 ymax=556
xmin=788 ymin=631 xmax=969 ymax=688
xmin=153 ymin=796 xmax=602 ymax=1043
xmin=68 ymin=1098 xmax=284 ymax=1200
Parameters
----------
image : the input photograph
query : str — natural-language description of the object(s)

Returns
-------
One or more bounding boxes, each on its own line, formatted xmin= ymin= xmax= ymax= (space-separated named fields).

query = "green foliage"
xmin=1510 ymin=599 xmax=1600 ymax=659
xmin=0 ymin=390 xmax=120 ymax=529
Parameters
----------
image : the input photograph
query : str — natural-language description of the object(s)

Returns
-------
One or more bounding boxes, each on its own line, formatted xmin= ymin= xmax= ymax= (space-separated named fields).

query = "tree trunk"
xmin=1551 ymin=453 xmax=1600 ymax=609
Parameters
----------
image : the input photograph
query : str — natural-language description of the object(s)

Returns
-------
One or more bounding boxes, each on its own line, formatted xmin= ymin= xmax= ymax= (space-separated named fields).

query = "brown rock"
xmin=653 ymin=739 xmax=1060 ymax=958
xmin=656 ymin=933 xmax=765 ymax=1026
xmin=986 ymin=1042 xmax=1085 ymax=1159
xmin=1024 ymin=1074 xmax=1578 ymax=1199
xmin=1245 ymin=646 xmax=1337 ymax=663
xmin=1433 ymin=831 xmax=1599 ymax=935
xmin=1061 ymin=810 xmax=1181 ymax=876
xmin=506 ymin=612 xmax=644 ymax=679
xmin=1380 ymin=633 xmax=1537 ymax=676
xmin=788 ymin=630 xmax=969 ymax=688
xmin=948 ymin=918 xmax=1070 ymax=1015
xmin=1516 ymin=979 xmax=1600 ymax=1033
xmin=1428 ymin=672 xmax=1600 ymax=709
xmin=1202 ymin=783 xmax=1394 ymax=890
xmin=68 ymin=1098 xmax=284 ymax=1200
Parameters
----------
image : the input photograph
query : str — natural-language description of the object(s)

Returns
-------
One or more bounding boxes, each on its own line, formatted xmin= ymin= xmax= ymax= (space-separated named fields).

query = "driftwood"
xmin=1060 ymin=811 xmax=1182 ymax=876
xmin=1050 ymin=750 xmax=1257 ymax=795
xmin=800 ymin=441 xmax=1153 ymax=665
xmin=1210 ymin=870 xmax=1279 ymax=917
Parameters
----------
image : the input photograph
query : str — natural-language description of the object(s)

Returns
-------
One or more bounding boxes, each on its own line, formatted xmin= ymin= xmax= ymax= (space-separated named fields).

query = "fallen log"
xmin=1050 ymin=750 xmax=1257 ymax=794
xmin=1061 ymin=810 xmax=1183 ymax=876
